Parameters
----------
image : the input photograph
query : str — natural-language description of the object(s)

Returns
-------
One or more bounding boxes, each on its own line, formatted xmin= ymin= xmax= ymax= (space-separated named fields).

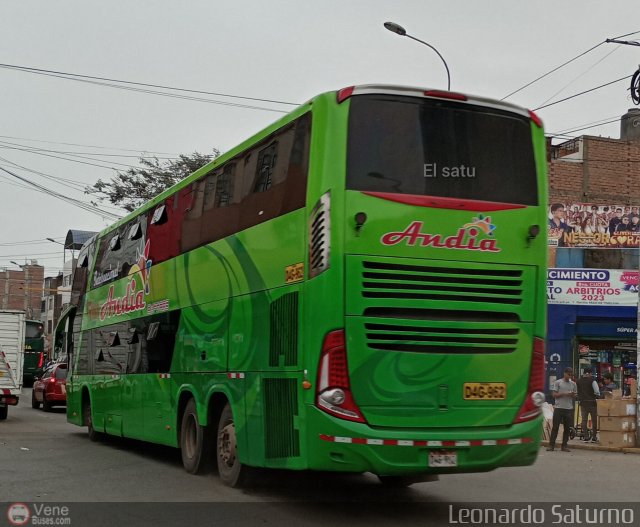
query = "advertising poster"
xmin=547 ymin=203 xmax=640 ymax=248
xmin=547 ymin=268 xmax=639 ymax=305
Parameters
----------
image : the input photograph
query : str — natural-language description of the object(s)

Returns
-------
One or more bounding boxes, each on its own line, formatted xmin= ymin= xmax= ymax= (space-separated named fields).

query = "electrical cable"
xmin=534 ymin=75 xmax=632 ymax=110
xmin=501 ymin=29 xmax=640 ymax=101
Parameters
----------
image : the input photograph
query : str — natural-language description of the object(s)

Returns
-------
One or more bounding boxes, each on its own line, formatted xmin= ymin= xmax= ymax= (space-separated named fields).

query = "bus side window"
xmin=144 ymin=312 xmax=180 ymax=373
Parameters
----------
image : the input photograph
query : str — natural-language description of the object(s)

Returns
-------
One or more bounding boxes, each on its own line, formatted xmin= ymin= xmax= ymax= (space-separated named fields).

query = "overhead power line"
xmin=533 ymin=75 xmax=632 ymax=110
xmin=0 ymin=134 xmax=178 ymax=156
xmin=0 ymin=63 xmax=297 ymax=113
xmin=501 ymin=29 xmax=640 ymax=101
xmin=0 ymin=165 xmax=122 ymax=220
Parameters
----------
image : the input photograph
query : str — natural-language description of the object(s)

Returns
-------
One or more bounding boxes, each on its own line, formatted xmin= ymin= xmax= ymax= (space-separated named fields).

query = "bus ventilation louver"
xmin=263 ymin=378 xmax=301 ymax=459
xmin=269 ymin=292 xmax=299 ymax=367
xmin=356 ymin=259 xmax=531 ymax=323
xmin=364 ymin=322 xmax=520 ymax=354
xmin=309 ymin=192 xmax=331 ymax=278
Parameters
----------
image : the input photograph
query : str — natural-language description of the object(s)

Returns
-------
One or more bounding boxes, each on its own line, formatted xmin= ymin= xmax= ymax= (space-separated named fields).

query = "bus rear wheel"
xmin=216 ymin=403 xmax=247 ymax=487
xmin=180 ymin=398 xmax=211 ymax=474
xmin=83 ymin=398 xmax=102 ymax=442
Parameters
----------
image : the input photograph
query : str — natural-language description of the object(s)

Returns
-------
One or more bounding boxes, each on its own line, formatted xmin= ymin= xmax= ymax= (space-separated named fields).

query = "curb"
xmin=541 ymin=440 xmax=640 ymax=454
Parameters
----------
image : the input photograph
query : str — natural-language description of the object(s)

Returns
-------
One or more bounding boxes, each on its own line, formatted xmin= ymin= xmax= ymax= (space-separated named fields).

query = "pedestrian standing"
xmin=547 ymin=367 xmax=577 ymax=452
xmin=576 ymin=367 xmax=600 ymax=442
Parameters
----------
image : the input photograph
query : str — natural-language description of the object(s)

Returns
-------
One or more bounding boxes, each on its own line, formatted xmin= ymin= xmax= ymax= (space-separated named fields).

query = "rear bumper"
xmin=45 ymin=392 xmax=67 ymax=403
xmin=305 ymin=405 xmax=542 ymax=476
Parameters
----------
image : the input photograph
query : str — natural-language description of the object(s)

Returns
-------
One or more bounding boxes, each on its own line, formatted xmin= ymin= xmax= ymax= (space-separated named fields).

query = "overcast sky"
xmin=1 ymin=0 xmax=639 ymax=276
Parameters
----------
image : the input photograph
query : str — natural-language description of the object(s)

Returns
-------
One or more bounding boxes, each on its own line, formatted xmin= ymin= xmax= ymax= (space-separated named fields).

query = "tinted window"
xmin=347 ymin=95 xmax=538 ymax=205
xmin=25 ymin=322 xmax=44 ymax=339
xmin=55 ymin=365 xmax=68 ymax=380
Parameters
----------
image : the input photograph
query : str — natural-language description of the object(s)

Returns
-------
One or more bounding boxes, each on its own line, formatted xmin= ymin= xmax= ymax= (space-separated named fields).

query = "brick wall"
xmin=549 ymin=136 xmax=640 ymax=203
xmin=0 ymin=265 xmax=45 ymax=319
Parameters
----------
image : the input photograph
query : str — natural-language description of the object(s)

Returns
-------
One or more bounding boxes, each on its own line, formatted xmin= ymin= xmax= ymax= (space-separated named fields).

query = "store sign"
xmin=547 ymin=268 xmax=639 ymax=306
xmin=547 ymin=203 xmax=640 ymax=248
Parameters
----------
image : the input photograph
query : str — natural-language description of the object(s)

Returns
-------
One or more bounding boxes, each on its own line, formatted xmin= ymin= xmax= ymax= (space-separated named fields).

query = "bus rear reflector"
xmin=337 ymin=86 xmax=355 ymax=103
xmin=316 ymin=330 xmax=366 ymax=423
xmin=424 ymin=90 xmax=468 ymax=101
xmin=513 ymin=337 xmax=545 ymax=424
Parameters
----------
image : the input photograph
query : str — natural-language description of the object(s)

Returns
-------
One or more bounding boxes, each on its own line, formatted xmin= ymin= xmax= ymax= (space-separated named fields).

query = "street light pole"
xmin=383 ymin=21 xmax=451 ymax=91
xmin=46 ymin=238 xmax=66 ymax=264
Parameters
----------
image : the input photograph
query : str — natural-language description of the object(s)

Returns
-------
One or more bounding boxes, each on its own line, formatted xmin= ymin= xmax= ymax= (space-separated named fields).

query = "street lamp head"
xmin=10 ymin=260 xmax=22 ymax=268
xmin=384 ymin=21 xmax=406 ymax=36
xmin=46 ymin=238 xmax=63 ymax=245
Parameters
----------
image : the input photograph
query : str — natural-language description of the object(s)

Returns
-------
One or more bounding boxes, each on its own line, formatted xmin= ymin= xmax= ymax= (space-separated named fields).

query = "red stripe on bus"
xmin=362 ymin=192 xmax=527 ymax=211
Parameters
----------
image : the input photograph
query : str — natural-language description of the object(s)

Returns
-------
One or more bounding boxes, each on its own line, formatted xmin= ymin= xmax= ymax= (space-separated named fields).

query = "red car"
xmin=31 ymin=363 xmax=67 ymax=411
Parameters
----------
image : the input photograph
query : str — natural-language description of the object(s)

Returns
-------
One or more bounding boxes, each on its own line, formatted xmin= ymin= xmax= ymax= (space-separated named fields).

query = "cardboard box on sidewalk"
xmin=599 ymin=416 xmax=637 ymax=432
xmin=597 ymin=398 xmax=637 ymax=417
xmin=598 ymin=431 xmax=636 ymax=448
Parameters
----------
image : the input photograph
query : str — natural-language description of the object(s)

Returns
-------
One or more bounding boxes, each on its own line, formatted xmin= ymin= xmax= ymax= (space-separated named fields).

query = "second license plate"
xmin=428 ymin=450 xmax=458 ymax=467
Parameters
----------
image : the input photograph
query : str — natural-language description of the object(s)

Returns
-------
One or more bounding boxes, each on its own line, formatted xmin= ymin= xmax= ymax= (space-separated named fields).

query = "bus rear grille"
xmin=263 ymin=378 xmax=300 ymax=459
xmin=348 ymin=258 xmax=533 ymax=322
xmin=365 ymin=322 xmax=519 ymax=354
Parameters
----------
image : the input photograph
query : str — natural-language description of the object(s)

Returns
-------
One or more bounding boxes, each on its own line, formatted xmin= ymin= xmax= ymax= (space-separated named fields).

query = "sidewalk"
xmin=541 ymin=439 xmax=640 ymax=454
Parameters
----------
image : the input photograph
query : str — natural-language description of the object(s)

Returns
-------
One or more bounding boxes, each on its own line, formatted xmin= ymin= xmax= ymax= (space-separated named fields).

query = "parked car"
xmin=31 ymin=363 xmax=67 ymax=411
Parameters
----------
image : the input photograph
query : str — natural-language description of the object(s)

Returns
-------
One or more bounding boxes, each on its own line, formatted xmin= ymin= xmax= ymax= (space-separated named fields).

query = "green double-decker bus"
xmin=59 ymin=85 xmax=547 ymax=487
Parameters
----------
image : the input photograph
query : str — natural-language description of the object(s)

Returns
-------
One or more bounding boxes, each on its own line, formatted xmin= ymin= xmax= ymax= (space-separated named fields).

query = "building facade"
xmin=546 ymin=112 xmax=640 ymax=399
xmin=0 ymin=262 xmax=45 ymax=320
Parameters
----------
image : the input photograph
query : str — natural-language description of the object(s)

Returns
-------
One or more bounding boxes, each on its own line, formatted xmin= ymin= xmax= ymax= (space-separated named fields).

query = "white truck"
xmin=0 ymin=310 xmax=26 ymax=420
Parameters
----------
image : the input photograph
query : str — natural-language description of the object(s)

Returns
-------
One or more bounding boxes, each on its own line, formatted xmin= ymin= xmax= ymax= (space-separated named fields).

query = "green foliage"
xmin=88 ymin=151 xmax=219 ymax=212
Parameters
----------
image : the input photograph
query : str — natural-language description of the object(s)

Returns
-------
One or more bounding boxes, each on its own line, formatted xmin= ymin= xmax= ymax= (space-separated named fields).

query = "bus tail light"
xmin=37 ymin=352 xmax=44 ymax=368
xmin=316 ymin=330 xmax=366 ymax=423
xmin=513 ymin=337 xmax=546 ymax=424
xmin=337 ymin=86 xmax=355 ymax=103
xmin=528 ymin=110 xmax=543 ymax=128
xmin=424 ymin=90 xmax=468 ymax=101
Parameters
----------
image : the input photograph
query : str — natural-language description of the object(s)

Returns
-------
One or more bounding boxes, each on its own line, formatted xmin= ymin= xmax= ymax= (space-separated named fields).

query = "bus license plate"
xmin=463 ymin=382 xmax=506 ymax=400
xmin=428 ymin=451 xmax=457 ymax=468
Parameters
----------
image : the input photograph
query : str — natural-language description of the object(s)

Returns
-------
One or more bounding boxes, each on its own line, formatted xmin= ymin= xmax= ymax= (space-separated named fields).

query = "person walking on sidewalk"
xmin=547 ymin=367 xmax=577 ymax=452
xmin=576 ymin=367 xmax=600 ymax=442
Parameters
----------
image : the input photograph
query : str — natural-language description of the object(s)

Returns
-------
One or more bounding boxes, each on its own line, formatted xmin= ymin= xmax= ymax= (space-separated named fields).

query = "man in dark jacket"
xmin=577 ymin=367 xmax=600 ymax=442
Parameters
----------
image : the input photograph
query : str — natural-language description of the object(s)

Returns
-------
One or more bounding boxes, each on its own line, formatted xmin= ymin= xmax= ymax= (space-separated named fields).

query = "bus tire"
xmin=0 ymin=405 xmax=7 ymax=420
xmin=180 ymin=398 xmax=211 ymax=474
xmin=31 ymin=391 xmax=40 ymax=409
xmin=216 ymin=403 xmax=247 ymax=487
xmin=83 ymin=397 xmax=102 ymax=442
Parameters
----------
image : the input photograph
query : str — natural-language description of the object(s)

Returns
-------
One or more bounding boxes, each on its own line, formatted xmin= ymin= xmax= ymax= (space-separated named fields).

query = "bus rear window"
xmin=346 ymin=95 xmax=538 ymax=205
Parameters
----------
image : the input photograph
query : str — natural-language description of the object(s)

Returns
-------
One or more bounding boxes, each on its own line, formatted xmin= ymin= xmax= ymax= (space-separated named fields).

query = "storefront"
xmin=546 ymin=268 xmax=638 ymax=397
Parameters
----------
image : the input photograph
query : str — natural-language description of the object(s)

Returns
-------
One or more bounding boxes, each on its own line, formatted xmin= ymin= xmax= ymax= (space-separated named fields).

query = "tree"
xmin=87 ymin=150 xmax=219 ymax=212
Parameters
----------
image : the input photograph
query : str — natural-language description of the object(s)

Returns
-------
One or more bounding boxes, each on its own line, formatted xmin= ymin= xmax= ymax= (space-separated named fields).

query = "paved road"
xmin=1 ymin=388 xmax=638 ymax=525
